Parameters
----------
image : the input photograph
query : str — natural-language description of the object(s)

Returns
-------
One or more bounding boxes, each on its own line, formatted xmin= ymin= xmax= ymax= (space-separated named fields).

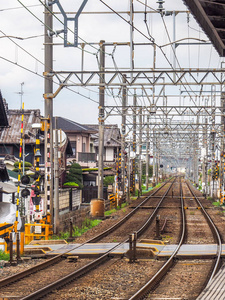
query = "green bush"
xmin=0 ymin=250 xmax=10 ymax=261
xmin=63 ymin=182 xmax=79 ymax=187
xmin=82 ymin=167 xmax=112 ymax=172
xmin=103 ymin=176 xmax=114 ymax=187
xmin=14 ymin=161 xmax=33 ymax=168
xmin=65 ymin=163 xmax=83 ymax=189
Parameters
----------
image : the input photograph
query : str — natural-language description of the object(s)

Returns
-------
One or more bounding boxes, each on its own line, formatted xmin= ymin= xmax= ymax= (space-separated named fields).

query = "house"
xmin=53 ymin=117 xmax=97 ymax=167
xmin=0 ymin=99 xmax=44 ymax=165
xmin=85 ymin=124 xmax=121 ymax=168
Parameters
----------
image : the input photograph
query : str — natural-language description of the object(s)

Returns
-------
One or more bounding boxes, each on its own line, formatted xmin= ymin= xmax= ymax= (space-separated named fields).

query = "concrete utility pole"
xmin=98 ymin=40 xmax=105 ymax=199
xmin=54 ymin=118 xmax=59 ymax=234
xmin=44 ymin=1 xmax=53 ymax=222
xmin=121 ymin=75 xmax=127 ymax=195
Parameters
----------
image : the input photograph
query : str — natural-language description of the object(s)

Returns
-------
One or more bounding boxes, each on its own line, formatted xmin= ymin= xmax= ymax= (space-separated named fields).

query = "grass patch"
xmin=0 ymin=250 xmax=10 ymax=261
xmin=105 ymin=202 xmax=129 ymax=216
xmin=212 ymin=201 xmax=220 ymax=207
xmin=105 ymin=208 xmax=117 ymax=216
xmin=51 ymin=218 xmax=102 ymax=240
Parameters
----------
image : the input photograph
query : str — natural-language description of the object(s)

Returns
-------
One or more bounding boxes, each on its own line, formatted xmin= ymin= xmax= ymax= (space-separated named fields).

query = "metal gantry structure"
xmin=40 ymin=0 xmax=225 ymax=231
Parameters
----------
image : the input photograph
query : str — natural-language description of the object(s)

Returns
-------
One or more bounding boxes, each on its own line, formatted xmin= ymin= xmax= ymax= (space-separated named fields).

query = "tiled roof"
xmin=0 ymin=108 xmax=41 ymax=144
xmin=53 ymin=117 xmax=97 ymax=133
xmin=85 ymin=124 xmax=121 ymax=147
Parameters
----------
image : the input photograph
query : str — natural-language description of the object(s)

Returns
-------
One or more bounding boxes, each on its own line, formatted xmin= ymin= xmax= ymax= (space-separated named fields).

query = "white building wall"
xmin=106 ymin=148 xmax=114 ymax=161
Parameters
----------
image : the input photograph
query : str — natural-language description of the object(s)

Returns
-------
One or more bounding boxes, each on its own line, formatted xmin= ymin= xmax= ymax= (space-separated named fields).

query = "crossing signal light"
xmin=117 ymin=169 xmax=122 ymax=181
xmin=21 ymin=175 xmax=30 ymax=185
xmin=21 ymin=188 xmax=30 ymax=198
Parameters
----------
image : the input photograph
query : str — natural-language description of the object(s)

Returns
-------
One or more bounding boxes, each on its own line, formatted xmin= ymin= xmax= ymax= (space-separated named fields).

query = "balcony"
xmin=78 ymin=152 xmax=96 ymax=163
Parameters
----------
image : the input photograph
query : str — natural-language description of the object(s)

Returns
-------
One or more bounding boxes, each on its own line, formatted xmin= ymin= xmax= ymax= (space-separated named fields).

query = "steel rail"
xmin=186 ymin=180 xmax=222 ymax=286
xmin=129 ymin=176 xmax=186 ymax=300
xmin=0 ymin=178 xmax=173 ymax=288
xmin=19 ymin=178 xmax=177 ymax=300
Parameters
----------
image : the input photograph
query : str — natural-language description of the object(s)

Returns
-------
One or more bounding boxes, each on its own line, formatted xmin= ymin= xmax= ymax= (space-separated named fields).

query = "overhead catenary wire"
xmin=0 ymin=55 xmax=99 ymax=104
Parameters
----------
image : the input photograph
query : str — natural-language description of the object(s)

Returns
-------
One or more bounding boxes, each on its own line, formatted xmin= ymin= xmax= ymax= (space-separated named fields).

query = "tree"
xmin=103 ymin=176 xmax=114 ymax=187
xmin=142 ymin=164 xmax=153 ymax=177
xmin=65 ymin=162 xmax=83 ymax=189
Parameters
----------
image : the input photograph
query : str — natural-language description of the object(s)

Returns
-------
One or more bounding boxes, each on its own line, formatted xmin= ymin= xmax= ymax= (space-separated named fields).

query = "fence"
xmin=82 ymin=186 xmax=108 ymax=203
xmin=59 ymin=188 xmax=81 ymax=214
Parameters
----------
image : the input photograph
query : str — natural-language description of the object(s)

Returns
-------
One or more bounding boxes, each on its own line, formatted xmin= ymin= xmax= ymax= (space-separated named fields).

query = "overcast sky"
xmin=0 ymin=0 xmax=223 ymax=126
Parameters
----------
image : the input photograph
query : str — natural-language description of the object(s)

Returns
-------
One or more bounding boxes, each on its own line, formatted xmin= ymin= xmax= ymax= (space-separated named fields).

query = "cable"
xmin=0 ymin=34 xmax=44 ymax=40
xmin=0 ymin=55 xmax=98 ymax=104
xmin=99 ymin=0 xmax=155 ymax=43
xmin=0 ymin=4 xmax=41 ymax=12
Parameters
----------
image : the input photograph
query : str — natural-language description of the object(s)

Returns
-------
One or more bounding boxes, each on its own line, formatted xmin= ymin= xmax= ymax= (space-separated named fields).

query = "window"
xmin=82 ymin=142 xmax=86 ymax=152
xmin=70 ymin=141 xmax=76 ymax=157
xmin=0 ymin=145 xmax=13 ymax=156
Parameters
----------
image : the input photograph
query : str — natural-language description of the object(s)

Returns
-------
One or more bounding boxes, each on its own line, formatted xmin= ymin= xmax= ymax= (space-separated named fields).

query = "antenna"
xmin=15 ymin=82 xmax=24 ymax=109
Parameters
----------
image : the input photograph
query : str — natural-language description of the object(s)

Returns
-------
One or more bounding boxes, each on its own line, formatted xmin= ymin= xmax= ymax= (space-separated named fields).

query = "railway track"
xmin=0 ymin=177 xmax=176 ymax=299
xmin=128 ymin=176 xmax=186 ymax=300
xmin=128 ymin=178 xmax=222 ymax=300
xmin=186 ymin=180 xmax=222 ymax=285
xmin=1 ymin=177 xmax=221 ymax=300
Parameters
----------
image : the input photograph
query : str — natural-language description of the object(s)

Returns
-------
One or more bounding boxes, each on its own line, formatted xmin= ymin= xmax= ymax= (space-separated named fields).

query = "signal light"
xmin=21 ymin=175 xmax=30 ymax=185
xmin=21 ymin=188 xmax=30 ymax=198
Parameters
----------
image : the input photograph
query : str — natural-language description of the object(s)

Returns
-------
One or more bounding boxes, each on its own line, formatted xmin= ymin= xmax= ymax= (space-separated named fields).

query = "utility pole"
xmin=44 ymin=1 xmax=53 ymax=223
xmin=132 ymin=92 xmax=137 ymax=195
xmin=153 ymin=129 xmax=156 ymax=186
xmin=221 ymin=92 xmax=225 ymax=204
xmin=98 ymin=40 xmax=105 ymax=199
xmin=139 ymin=108 xmax=142 ymax=195
xmin=130 ymin=0 xmax=134 ymax=82
xmin=121 ymin=75 xmax=127 ymax=196
xmin=146 ymin=115 xmax=150 ymax=190
xmin=54 ymin=117 xmax=59 ymax=234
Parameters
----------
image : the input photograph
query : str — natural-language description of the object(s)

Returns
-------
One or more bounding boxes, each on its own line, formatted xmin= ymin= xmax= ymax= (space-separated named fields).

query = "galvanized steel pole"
xmin=132 ymin=92 xmax=137 ymax=195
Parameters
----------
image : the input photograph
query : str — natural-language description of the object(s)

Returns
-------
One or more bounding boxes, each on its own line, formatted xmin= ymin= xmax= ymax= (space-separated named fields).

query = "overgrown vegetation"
xmin=52 ymin=218 xmax=102 ymax=240
xmin=105 ymin=202 xmax=128 ymax=215
xmin=0 ymin=250 xmax=10 ymax=261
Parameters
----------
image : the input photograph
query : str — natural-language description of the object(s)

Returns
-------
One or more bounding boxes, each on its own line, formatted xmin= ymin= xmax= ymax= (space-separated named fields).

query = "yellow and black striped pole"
xmin=46 ymin=118 xmax=51 ymax=224
xmin=15 ymin=102 xmax=24 ymax=230
xmin=34 ymin=129 xmax=41 ymax=215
